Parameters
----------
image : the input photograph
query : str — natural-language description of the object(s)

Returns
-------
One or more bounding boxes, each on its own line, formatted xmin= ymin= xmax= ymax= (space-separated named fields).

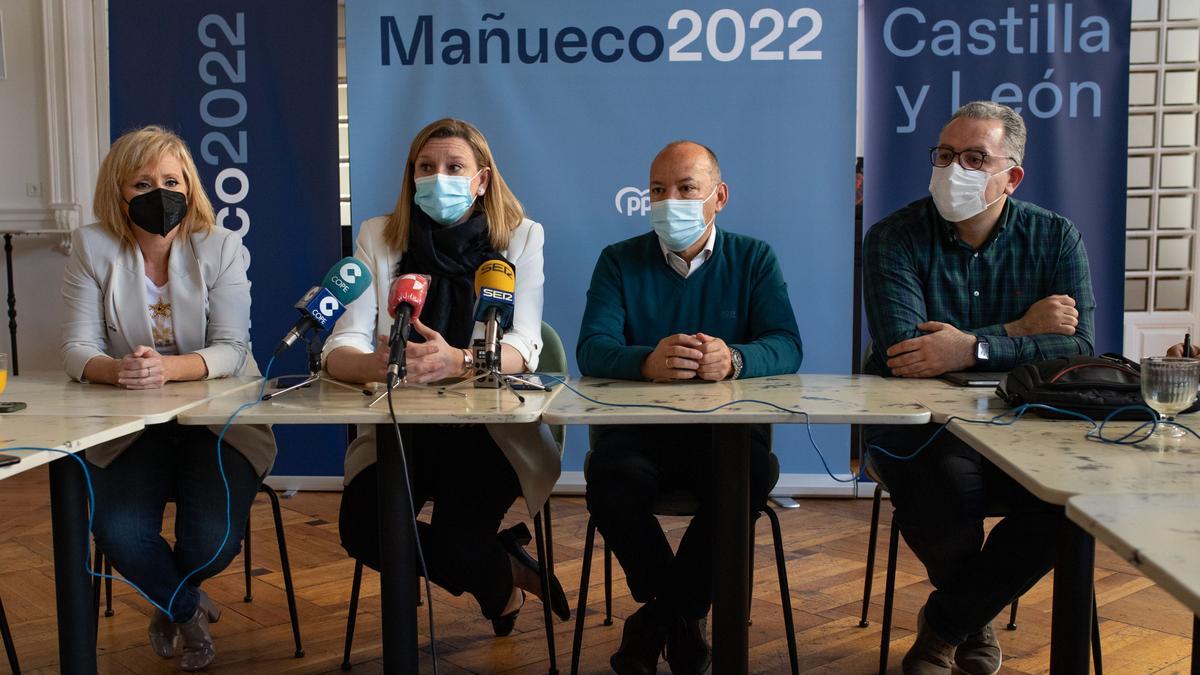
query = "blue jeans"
xmin=87 ymin=421 xmax=261 ymax=622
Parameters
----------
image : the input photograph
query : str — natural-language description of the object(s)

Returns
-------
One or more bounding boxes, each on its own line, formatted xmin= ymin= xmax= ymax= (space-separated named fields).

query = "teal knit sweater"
xmin=577 ymin=229 xmax=803 ymax=380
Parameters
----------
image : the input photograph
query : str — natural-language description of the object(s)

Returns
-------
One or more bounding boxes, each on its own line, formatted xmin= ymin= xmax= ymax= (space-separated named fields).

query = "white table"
xmin=1 ymin=372 xmax=262 ymax=422
xmin=934 ymin=383 xmax=1200 ymax=675
xmin=543 ymin=374 xmax=931 ymax=675
xmin=1068 ymin=493 xmax=1200 ymax=675
xmin=0 ymin=415 xmax=144 ymax=481
xmin=1067 ymin=493 xmax=1200 ymax=616
xmin=895 ymin=377 xmax=1008 ymax=424
xmin=1 ymin=372 xmax=262 ymax=673
xmin=180 ymin=377 xmax=561 ymax=674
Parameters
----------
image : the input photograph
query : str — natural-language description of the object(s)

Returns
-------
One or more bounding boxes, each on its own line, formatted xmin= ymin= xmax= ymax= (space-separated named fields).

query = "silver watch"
xmin=728 ymin=348 xmax=744 ymax=380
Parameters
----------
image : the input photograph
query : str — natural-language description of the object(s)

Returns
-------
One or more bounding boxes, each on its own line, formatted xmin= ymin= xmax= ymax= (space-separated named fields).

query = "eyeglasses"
xmin=929 ymin=146 xmax=1018 ymax=171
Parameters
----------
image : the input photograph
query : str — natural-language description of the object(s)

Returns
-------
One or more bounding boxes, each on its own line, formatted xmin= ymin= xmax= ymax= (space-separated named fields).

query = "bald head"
xmin=653 ymin=140 xmax=721 ymax=184
xmin=648 ymin=139 xmax=728 ymax=243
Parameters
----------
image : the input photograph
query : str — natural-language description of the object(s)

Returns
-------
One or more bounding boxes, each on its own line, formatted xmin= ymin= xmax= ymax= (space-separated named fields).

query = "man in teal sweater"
xmin=577 ymin=141 xmax=802 ymax=675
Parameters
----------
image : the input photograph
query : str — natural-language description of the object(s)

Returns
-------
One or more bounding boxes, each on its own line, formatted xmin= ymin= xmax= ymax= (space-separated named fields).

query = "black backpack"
xmin=997 ymin=353 xmax=1200 ymax=421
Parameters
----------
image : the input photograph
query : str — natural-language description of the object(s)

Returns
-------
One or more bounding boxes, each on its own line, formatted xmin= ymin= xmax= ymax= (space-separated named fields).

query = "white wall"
xmin=0 ymin=0 xmax=101 ymax=373
xmin=0 ymin=0 xmax=49 ymax=210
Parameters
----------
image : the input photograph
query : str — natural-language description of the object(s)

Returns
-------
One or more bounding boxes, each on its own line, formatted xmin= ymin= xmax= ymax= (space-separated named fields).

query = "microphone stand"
xmin=446 ymin=313 xmax=549 ymax=406
xmin=365 ymin=351 xmax=469 ymax=408
xmin=262 ymin=333 xmax=372 ymax=401
xmin=367 ymin=309 xmax=467 ymax=408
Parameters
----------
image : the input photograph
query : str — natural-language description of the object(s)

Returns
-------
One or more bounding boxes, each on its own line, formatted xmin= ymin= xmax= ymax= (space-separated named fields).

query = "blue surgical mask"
xmin=413 ymin=169 xmax=485 ymax=225
xmin=649 ymin=186 xmax=717 ymax=251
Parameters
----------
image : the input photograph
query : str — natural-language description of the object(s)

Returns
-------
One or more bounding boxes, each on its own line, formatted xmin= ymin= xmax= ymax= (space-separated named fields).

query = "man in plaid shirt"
xmin=863 ymin=101 xmax=1096 ymax=675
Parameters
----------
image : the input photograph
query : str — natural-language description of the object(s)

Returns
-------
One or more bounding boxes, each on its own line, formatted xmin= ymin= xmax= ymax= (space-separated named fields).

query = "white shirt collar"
xmin=659 ymin=226 xmax=717 ymax=278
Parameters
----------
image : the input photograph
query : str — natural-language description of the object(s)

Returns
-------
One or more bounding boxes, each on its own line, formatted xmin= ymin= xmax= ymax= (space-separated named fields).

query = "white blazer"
xmin=323 ymin=215 xmax=545 ymax=371
xmin=323 ymin=215 xmax=560 ymax=515
xmin=60 ymin=223 xmax=277 ymax=476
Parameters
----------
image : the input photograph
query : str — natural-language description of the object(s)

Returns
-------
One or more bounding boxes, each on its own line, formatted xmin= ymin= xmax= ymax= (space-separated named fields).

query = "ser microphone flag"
xmin=473 ymin=259 xmax=515 ymax=330
xmin=473 ymin=259 xmax=515 ymax=371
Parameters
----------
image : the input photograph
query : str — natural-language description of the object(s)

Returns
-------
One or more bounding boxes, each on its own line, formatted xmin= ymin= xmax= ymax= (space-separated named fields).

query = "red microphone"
xmin=388 ymin=273 xmax=430 ymax=320
xmin=386 ymin=274 xmax=430 ymax=381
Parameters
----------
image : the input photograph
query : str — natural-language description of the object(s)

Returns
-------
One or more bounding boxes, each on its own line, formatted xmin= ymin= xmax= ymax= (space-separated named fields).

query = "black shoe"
xmin=497 ymin=523 xmax=570 ymax=621
xmin=491 ymin=590 xmax=524 ymax=637
xmin=664 ymin=615 xmax=711 ymax=675
xmin=611 ymin=603 xmax=666 ymax=675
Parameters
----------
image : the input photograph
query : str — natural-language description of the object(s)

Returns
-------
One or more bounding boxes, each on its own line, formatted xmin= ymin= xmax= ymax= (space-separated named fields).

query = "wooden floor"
xmin=0 ymin=466 xmax=1194 ymax=674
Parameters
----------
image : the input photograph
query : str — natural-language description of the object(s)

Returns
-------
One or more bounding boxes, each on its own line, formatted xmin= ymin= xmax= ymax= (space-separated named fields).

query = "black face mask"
xmin=127 ymin=188 xmax=187 ymax=237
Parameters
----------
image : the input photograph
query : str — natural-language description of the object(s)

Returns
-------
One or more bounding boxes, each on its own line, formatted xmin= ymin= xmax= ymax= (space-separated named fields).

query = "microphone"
xmin=472 ymin=259 xmax=515 ymax=370
xmin=386 ymin=273 xmax=430 ymax=381
xmin=275 ymin=256 xmax=373 ymax=356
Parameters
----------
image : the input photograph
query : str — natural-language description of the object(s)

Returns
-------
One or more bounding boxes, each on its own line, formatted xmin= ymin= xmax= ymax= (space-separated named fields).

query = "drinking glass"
xmin=0 ymin=353 xmax=7 ymax=395
xmin=1141 ymin=357 xmax=1200 ymax=440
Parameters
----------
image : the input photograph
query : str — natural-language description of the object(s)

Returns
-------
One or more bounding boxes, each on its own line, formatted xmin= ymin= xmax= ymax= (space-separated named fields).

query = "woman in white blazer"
xmin=323 ymin=118 xmax=567 ymax=635
xmin=60 ymin=126 xmax=275 ymax=671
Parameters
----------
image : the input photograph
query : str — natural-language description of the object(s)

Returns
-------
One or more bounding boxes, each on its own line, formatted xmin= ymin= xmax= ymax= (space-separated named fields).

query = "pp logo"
xmin=614 ymin=187 xmax=650 ymax=217
xmin=319 ymin=296 xmax=340 ymax=317
xmin=340 ymin=262 xmax=363 ymax=284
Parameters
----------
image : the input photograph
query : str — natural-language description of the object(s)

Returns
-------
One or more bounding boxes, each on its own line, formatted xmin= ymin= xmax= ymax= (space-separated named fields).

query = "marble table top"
xmin=892 ymin=377 xmax=1010 ymax=423
xmin=1 ymin=372 xmax=263 ymax=424
xmin=0 ymin=415 xmax=144 ymax=481
xmin=949 ymin=416 xmax=1200 ymax=505
xmin=177 ymin=376 xmax=560 ymax=425
xmin=1067 ymin=493 xmax=1200 ymax=616
xmin=541 ymin=374 xmax=932 ymax=425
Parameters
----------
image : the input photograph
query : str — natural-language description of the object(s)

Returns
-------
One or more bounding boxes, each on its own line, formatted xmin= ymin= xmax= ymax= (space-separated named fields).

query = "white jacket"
xmin=323 ymin=215 xmax=550 ymax=490
xmin=60 ymin=223 xmax=276 ymax=476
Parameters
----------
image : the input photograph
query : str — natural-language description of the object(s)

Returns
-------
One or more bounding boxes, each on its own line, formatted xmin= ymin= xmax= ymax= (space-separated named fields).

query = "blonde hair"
xmin=93 ymin=125 xmax=215 ymax=248
xmin=384 ymin=118 xmax=525 ymax=252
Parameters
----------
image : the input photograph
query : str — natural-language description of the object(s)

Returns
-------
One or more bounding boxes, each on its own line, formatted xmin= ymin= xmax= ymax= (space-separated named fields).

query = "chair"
xmin=340 ymin=321 xmax=569 ymax=673
xmin=1 ymin=594 xmax=20 ymax=674
xmin=569 ymin=435 xmax=799 ymax=675
xmin=94 ymin=484 xmax=304 ymax=659
xmin=857 ymin=460 xmax=1102 ymax=674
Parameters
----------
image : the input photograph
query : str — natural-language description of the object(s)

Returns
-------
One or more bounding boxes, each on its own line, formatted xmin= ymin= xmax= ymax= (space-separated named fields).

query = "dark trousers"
xmin=339 ymin=424 xmax=521 ymax=620
xmin=866 ymin=423 xmax=1062 ymax=644
xmin=585 ymin=424 xmax=772 ymax=621
xmin=87 ymin=421 xmax=262 ymax=623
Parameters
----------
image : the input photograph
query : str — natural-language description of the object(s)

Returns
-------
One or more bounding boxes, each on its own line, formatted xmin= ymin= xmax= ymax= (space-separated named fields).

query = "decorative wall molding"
xmin=1123 ymin=311 xmax=1195 ymax=360
xmin=35 ymin=0 xmax=102 ymax=252
xmin=0 ymin=208 xmax=55 ymax=227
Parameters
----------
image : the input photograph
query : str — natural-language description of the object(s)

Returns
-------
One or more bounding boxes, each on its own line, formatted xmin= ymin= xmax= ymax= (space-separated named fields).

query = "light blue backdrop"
xmin=346 ymin=1 xmax=858 ymax=477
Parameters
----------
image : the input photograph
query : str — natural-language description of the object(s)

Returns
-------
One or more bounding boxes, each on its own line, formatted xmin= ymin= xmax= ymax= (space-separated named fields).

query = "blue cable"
xmin=537 ymin=376 xmax=1198 ymax=483
xmin=13 ymin=372 xmax=1185 ymax=617
xmin=538 ymin=375 xmax=857 ymax=482
xmin=2 ymin=355 xmax=275 ymax=619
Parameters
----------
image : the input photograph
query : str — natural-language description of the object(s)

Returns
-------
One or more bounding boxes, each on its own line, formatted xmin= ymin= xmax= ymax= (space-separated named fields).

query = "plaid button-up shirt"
xmin=863 ymin=196 xmax=1095 ymax=376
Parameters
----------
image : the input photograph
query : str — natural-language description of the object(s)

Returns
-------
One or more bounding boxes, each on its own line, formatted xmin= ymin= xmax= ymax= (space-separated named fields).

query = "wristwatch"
xmin=460 ymin=348 xmax=474 ymax=377
xmin=728 ymin=348 xmax=744 ymax=380
xmin=974 ymin=336 xmax=990 ymax=365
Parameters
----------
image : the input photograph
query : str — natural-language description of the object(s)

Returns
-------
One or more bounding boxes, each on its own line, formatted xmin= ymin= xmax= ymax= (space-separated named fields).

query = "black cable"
xmin=385 ymin=374 xmax=439 ymax=675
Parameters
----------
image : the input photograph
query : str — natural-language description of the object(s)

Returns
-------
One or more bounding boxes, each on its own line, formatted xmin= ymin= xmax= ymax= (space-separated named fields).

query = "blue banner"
xmin=109 ymin=0 xmax=344 ymax=477
xmin=864 ymin=1 xmax=1130 ymax=355
xmin=347 ymin=1 xmax=858 ymax=477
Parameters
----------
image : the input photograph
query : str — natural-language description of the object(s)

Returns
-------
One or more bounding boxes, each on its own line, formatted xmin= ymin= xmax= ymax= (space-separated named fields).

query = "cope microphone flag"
xmin=275 ymin=256 xmax=373 ymax=355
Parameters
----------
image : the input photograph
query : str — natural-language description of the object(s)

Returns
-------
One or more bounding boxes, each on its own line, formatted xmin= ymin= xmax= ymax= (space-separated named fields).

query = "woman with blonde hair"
xmin=324 ymin=118 xmax=567 ymax=635
xmin=61 ymin=125 xmax=275 ymax=670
